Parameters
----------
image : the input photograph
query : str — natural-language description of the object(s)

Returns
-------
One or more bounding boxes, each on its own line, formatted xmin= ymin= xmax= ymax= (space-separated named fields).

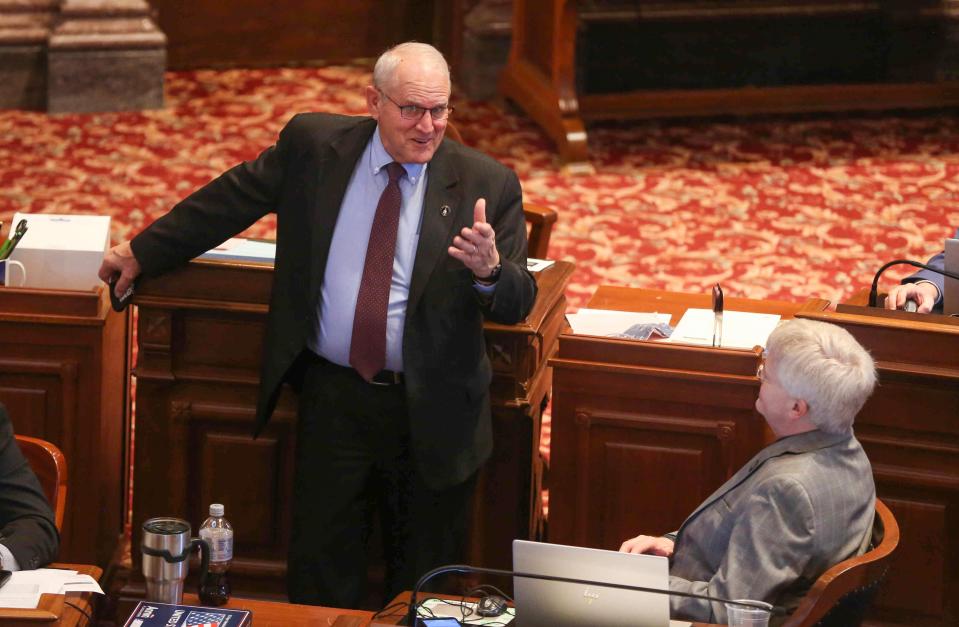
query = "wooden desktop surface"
xmin=369 ymin=591 xmax=723 ymax=626
xmin=180 ymin=593 xmax=374 ymax=626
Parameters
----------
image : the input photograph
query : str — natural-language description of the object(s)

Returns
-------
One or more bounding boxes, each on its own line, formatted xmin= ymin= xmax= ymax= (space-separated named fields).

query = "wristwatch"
xmin=474 ymin=262 xmax=502 ymax=286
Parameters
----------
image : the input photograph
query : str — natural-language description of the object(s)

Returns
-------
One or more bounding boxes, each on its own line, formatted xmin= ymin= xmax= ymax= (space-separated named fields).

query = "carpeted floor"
xmin=2 ymin=66 xmax=958 ymax=520
xmin=2 ymin=65 xmax=958 ymax=311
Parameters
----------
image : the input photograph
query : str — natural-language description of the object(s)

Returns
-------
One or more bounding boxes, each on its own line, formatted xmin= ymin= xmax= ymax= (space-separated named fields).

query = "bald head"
xmin=372 ymin=42 xmax=451 ymax=93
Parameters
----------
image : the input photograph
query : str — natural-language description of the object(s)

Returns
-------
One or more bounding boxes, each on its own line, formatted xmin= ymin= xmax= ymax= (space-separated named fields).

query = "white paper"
xmin=0 ymin=568 xmax=103 ymax=609
xmin=200 ymin=237 xmax=276 ymax=263
xmin=667 ymin=308 xmax=780 ymax=350
xmin=526 ymin=258 xmax=555 ymax=272
xmin=11 ymin=213 xmax=110 ymax=252
xmin=567 ymin=308 xmax=672 ymax=337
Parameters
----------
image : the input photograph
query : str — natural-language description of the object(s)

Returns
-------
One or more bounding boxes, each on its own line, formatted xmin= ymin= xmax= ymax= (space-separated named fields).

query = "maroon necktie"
xmin=349 ymin=162 xmax=406 ymax=381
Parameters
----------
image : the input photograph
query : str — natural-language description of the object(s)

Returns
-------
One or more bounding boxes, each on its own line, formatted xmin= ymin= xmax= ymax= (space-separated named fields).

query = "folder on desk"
xmin=124 ymin=601 xmax=252 ymax=627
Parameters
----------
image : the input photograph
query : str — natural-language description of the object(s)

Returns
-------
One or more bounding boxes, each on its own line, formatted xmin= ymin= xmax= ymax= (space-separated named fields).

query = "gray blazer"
xmin=666 ymin=429 xmax=875 ymax=624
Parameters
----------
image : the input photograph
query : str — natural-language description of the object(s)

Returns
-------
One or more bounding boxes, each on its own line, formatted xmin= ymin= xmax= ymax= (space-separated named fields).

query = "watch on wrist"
xmin=474 ymin=262 xmax=502 ymax=286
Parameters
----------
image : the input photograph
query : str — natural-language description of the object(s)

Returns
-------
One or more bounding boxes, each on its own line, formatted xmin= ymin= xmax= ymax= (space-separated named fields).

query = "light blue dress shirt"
xmin=309 ymin=128 xmax=428 ymax=372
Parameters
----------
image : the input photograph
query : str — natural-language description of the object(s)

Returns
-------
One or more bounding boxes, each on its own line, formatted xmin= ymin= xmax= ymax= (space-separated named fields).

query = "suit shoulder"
xmin=280 ymin=113 xmax=374 ymax=148
xmin=442 ymin=139 xmax=515 ymax=179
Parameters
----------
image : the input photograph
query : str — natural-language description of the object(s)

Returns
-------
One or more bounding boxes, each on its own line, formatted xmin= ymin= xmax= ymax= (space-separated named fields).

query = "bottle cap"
xmin=209 ymin=503 xmax=224 ymax=517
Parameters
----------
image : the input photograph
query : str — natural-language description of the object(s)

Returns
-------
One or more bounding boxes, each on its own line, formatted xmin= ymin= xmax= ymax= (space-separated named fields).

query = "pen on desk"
xmin=712 ymin=283 xmax=724 ymax=347
xmin=0 ymin=219 xmax=27 ymax=260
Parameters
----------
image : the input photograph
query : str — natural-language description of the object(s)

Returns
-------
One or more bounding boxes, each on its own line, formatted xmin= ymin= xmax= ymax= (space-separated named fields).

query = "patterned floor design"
xmin=2 ymin=65 xmax=958 ymax=517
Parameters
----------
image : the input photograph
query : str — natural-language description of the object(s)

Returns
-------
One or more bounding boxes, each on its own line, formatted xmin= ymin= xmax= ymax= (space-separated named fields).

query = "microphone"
xmin=406 ymin=563 xmax=786 ymax=626
xmin=867 ymin=259 xmax=959 ymax=308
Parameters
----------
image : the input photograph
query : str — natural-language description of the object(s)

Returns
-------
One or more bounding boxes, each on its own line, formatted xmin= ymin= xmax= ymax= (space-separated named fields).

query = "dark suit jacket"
xmin=902 ymin=227 xmax=958 ymax=310
xmin=130 ymin=114 xmax=537 ymax=488
xmin=0 ymin=404 xmax=59 ymax=569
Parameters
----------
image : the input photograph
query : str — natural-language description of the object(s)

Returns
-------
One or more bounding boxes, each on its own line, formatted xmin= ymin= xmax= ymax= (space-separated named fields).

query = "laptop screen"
xmin=512 ymin=540 xmax=671 ymax=627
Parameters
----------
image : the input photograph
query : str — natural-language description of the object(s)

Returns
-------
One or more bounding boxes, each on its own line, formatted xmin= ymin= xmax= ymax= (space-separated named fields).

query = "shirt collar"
xmin=371 ymin=126 xmax=426 ymax=184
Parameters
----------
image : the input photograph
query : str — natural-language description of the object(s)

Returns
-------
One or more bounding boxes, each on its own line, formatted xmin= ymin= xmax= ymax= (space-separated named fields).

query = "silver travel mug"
xmin=141 ymin=517 xmax=210 ymax=604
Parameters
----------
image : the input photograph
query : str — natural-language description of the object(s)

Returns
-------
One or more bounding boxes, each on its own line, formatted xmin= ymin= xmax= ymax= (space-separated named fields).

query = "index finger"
xmin=473 ymin=198 xmax=487 ymax=225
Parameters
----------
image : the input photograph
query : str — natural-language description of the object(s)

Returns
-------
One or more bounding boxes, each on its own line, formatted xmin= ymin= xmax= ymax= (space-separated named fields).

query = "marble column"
xmin=47 ymin=0 xmax=165 ymax=113
xmin=0 ymin=0 xmax=58 ymax=109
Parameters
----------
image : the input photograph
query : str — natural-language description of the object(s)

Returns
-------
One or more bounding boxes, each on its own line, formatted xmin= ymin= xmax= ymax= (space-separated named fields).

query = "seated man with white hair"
xmin=620 ymin=319 xmax=877 ymax=624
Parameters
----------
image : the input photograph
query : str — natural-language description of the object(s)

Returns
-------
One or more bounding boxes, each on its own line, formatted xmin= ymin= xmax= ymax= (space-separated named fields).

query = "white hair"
xmin=765 ymin=319 xmax=877 ymax=434
xmin=372 ymin=42 xmax=450 ymax=92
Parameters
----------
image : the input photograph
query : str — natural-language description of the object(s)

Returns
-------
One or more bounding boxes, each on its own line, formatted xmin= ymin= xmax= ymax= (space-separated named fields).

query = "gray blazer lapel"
xmin=407 ymin=142 xmax=462 ymax=316
xmin=308 ymin=119 xmax=377 ymax=300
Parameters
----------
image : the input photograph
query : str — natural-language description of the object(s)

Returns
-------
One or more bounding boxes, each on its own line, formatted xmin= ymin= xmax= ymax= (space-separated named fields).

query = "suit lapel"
xmin=406 ymin=141 xmax=463 ymax=316
xmin=308 ymin=118 xmax=377 ymax=300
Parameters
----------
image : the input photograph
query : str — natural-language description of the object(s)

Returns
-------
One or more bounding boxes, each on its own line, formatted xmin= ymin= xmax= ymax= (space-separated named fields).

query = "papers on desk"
xmin=527 ymin=257 xmax=555 ymax=272
xmin=667 ymin=308 xmax=780 ymax=350
xmin=199 ymin=237 xmax=276 ymax=263
xmin=418 ymin=598 xmax=516 ymax=625
xmin=566 ymin=308 xmax=672 ymax=337
xmin=0 ymin=568 xmax=103 ymax=608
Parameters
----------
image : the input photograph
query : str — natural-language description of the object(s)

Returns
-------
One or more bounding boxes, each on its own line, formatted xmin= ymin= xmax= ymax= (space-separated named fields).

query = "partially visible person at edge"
xmin=97 ymin=42 xmax=536 ymax=608
xmin=885 ymin=227 xmax=957 ymax=313
xmin=620 ymin=319 xmax=876 ymax=625
xmin=0 ymin=403 xmax=59 ymax=571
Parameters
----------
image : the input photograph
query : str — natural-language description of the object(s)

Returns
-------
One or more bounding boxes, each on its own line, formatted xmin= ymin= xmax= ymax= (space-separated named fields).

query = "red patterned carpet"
xmin=2 ymin=65 xmax=958 ymax=310
xmin=2 ymin=67 xmax=958 ymax=514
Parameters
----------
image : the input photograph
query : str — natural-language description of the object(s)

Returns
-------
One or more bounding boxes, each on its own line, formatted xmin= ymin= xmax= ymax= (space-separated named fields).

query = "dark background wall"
xmin=148 ymin=0 xmax=440 ymax=69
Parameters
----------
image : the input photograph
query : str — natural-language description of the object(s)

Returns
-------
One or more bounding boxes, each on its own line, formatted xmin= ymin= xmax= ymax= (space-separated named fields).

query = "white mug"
xmin=0 ymin=259 xmax=25 ymax=287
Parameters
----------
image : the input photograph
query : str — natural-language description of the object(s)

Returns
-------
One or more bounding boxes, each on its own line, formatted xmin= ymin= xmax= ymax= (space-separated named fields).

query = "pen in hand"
xmin=712 ymin=283 xmax=724 ymax=347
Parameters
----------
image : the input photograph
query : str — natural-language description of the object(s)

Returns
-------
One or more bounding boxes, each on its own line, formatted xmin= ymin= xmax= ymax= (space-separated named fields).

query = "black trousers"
xmin=287 ymin=355 xmax=477 ymax=609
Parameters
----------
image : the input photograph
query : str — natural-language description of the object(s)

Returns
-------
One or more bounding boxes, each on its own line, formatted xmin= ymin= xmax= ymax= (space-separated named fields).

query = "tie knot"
xmin=385 ymin=162 xmax=406 ymax=183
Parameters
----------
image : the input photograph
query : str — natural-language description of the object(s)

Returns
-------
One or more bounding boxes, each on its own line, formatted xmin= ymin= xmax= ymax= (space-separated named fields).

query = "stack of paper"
xmin=0 ymin=568 xmax=103 ymax=609
xmin=667 ymin=309 xmax=781 ymax=350
xmin=566 ymin=308 xmax=671 ymax=337
xmin=199 ymin=237 xmax=276 ymax=263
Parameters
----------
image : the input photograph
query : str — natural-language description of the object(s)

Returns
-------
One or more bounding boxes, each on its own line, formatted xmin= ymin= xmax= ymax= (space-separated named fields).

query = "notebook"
xmin=512 ymin=540 xmax=688 ymax=627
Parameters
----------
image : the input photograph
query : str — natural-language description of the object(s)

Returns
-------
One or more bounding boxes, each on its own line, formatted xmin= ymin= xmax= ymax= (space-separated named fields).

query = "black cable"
xmin=372 ymin=600 xmax=409 ymax=619
xmin=65 ymin=599 xmax=93 ymax=624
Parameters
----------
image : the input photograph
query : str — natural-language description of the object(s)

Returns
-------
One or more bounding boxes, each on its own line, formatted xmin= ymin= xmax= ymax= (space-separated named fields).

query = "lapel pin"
xmin=440 ymin=205 xmax=450 ymax=217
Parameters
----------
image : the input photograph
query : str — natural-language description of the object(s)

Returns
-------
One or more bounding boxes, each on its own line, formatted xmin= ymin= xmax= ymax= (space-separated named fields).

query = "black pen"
xmin=712 ymin=283 xmax=724 ymax=347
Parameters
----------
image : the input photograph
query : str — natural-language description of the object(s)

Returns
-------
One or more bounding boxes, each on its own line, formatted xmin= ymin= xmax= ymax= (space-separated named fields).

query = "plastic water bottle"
xmin=198 ymin=503 xmax=233 ymax=605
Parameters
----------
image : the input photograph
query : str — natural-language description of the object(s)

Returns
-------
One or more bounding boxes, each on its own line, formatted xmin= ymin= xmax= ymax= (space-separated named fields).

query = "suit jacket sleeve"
xmin=0 ymin=406 xmax=59 ymax=570
xmin=130 ymin=116 xmax=296 ymax=275
xmin=475 ymin=168 xmax=537 ymax=324
xmin=903 ymin=251 xmax=945 ymax=304
xmin=668 ymin=477 xmax=816 ymax=623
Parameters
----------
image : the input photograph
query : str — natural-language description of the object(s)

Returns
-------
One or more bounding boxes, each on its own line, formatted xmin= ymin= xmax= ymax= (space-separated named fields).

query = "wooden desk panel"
xmin=797 ymin=298 xmax=959 ymax=626
xmin=180 ymin=593 xmax=373 ymax=627
xmin=0 ymin=286 xmax=130 ymax=568
xmin=128 ymin=259 xmax=573 ymax=597
xmin=549 ymin=287 xmax=813 ymax=550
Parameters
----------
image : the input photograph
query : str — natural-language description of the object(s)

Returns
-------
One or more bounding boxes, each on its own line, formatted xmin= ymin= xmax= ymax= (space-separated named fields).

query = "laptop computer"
xmin=512 ymin=540 xmax=688 ymax=627
xmin=944 ymin=237 xmax=958 ymax=315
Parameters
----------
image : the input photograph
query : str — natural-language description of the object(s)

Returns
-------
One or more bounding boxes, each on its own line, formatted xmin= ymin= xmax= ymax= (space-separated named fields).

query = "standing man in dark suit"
xmin=0 ymin=403 xmax=59 ymax=571
xmin=98 ymin=42 xmax=536 ymax=608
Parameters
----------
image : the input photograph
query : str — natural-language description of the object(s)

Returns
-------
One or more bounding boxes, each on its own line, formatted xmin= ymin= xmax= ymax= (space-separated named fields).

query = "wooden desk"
xmin=499 ymin=0 xmax=959 ymax=166
xmin=0 ymin=286 xmax=130 ymax=568
xmin=548 ymin=287 xmax=820 ymax=550
xmin=796 ymin=295 xmax=959 ymax=627
xmin=124 ymin=258 xmax=573 ymax=598
xmin=179 ymin=593 xmax=373 ymax=627
xmin=0 ymin=563 xmax=102 ymax=626
xmin=370 ymin=591 xmax=722 ymax=626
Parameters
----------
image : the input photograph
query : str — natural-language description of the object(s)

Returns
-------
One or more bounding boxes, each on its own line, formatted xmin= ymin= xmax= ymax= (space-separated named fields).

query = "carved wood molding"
xmin=0 ymin=356 xmax=79 ymax=446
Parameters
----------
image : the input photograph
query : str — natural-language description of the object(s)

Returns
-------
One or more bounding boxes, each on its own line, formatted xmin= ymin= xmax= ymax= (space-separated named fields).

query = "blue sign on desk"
xmin=123 ymin=601 xmax=252 ymax=627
